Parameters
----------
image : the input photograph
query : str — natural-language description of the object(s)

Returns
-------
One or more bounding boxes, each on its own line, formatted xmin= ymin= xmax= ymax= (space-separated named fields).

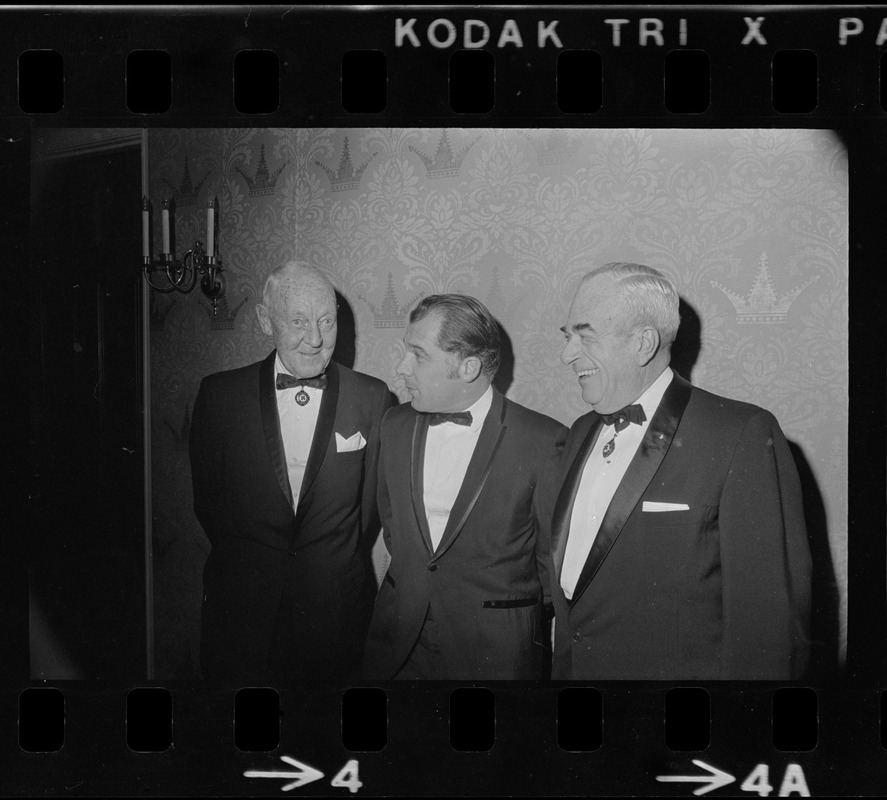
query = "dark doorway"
xmin=29 ymin=145 xmax=146 ymax=680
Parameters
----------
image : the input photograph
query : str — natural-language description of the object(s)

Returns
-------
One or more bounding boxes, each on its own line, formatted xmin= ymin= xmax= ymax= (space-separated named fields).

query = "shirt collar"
xmin=463 ymin=384 xmax=494 ymax=433
xmin=634 ymin=366 xmax=673 ymax=423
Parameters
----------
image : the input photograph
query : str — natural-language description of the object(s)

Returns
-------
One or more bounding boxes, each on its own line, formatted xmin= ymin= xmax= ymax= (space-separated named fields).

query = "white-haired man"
xmin=190 ymin=261 xmax=392 ymax=683
xmin=547 ymin=262 xmax=812 ymax=680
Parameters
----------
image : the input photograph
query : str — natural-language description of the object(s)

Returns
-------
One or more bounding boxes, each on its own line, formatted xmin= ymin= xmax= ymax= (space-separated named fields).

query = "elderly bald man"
xmin=190 ymin=261 xmax=393 ymax=684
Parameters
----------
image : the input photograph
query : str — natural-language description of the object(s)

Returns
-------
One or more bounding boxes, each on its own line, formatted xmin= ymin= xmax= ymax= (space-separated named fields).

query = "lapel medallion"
xmin=295 ymin=389 xmax=310 ymax=406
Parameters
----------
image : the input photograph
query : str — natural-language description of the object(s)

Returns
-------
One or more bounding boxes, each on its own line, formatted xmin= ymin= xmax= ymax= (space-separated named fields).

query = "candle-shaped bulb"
xmin=141 ymin=196 xmax=150 ymax=259
xmin=161 ymin=198 xmax=171 ymax=255
xmin=206 ymin=197 xmax=216 ymax=258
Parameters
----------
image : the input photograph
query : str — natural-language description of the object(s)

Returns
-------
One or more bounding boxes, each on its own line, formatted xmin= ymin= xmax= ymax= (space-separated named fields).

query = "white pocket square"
xmin=642 ymin=501 xmax=690 ymax=512
xmin=336 ymin=431 xmax=367 ymax=453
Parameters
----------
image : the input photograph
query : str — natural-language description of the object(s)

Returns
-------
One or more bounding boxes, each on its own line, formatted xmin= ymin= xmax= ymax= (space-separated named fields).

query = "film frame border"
xmin=2 ymin=4 xmax=884 ymax=797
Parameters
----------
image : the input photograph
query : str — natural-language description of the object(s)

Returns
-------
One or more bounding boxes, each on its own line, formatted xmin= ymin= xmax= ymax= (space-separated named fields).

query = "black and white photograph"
xmin=6 ymin=4 xmax=884 ymax=797
xmin=29 ymin=126 xmax=848 ymax=687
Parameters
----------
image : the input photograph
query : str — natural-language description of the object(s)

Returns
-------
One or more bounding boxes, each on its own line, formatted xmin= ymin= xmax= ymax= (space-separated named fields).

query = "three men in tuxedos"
xmin=190 ymin=261 xmax=392 ymax=683
xmin=548 ymin=262 xmax=812 ymax=680
xmin=363 ymin=295 xmax=567 ymax=680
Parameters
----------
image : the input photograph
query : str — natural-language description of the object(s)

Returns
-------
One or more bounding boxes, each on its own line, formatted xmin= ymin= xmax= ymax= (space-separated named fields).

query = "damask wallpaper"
xmin=147 ymin=128 xmax=847 ymax=679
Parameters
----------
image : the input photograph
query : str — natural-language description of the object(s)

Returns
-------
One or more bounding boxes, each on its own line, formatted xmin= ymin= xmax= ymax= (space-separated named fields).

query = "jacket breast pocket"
xmin=638 ymin=504 xmax=718 ymax=573
xmin=640 ymin=504 xmax=715 ymax=530
xmin=335 ymin=447 xmax=365 ymax=458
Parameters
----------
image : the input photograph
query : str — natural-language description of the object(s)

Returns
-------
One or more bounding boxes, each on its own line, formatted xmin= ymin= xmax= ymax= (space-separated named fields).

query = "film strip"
xmin=3 ymin=4 xmax=885 ymax=797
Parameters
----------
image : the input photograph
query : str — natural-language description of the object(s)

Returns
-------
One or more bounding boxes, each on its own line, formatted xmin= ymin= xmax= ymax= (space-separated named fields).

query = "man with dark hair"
xmin=363 ymin=294 xmax=567 ymax=680
xmin=190 ymin=261 xmax=392 ymax=684
xmin=546 ymin=262 xmax=812 ymax=680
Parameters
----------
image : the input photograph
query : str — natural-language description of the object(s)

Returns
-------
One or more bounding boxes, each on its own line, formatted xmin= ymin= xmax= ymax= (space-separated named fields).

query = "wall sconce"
xmin=141 ymin=196 xmax=226 ymax=315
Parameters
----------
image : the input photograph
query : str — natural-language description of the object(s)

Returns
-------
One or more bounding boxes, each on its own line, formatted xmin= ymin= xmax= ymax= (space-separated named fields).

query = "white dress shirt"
xmin=422 ymin=385 xmax=493 ymax=551
xmin=275 ymin=354 xmax=323 ymax=505
xmin=559 ymin=368 xmax=674 ymax=599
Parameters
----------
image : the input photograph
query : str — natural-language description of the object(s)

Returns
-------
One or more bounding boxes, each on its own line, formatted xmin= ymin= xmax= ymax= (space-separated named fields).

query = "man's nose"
xmin=395 ymin=354 xmax=410 ymax=376
xmin=561 ymin=336 xmax=577 ymax=365
xmin=303 ymin=322 xmax=322 ymax=347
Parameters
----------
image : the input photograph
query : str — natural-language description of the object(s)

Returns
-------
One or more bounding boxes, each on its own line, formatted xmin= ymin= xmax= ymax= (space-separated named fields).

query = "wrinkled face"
xmin=561 ymin=275 xmax=644 ymax=414
xmin=258 ymin=282 xmax=337 ymax=378
xmin=397 ymin=312 xmax=467 ymax=413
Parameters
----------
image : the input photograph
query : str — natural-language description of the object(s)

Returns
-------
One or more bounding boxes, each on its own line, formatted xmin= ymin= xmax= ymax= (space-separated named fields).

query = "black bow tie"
xmin=599 ymin=404 xmax=646 ymax=432
xmin=427 ymin=411 xmax=473 ymax=427
xmin=276 ymin=373 xmax=327 ymax=391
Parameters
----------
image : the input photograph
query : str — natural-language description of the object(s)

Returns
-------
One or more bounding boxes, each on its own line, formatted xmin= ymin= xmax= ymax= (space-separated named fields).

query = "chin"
xmin=291 ymin=355 xmax=330 ymax=377
xmin=580 ymin=389 xmax=601 ymax=406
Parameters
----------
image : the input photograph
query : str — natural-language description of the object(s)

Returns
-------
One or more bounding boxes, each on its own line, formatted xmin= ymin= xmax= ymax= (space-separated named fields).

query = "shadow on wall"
xmin=333 ymin=291 xmax=356 ymax=370
xmin=492 ymin=319 xmax=515 ymax=397
xmin=788 ymin=441 xmax=841 ymax=682
xmin=334 ymin=290 xmax=398 ymax=407
xmin=672 ymin=298 xmax=701 ymax=383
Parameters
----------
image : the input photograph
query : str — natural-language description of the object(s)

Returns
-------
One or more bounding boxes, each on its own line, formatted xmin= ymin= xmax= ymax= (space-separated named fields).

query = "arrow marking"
xmin=656 ymin=759 xmax=735 ymax=796
xmin=245 ymin=756 xmax=325 ymax=792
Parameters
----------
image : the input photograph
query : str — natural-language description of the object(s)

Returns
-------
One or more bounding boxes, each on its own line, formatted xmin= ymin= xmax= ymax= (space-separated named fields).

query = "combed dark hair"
xmin=410 ymin=294 xmax=501 ymax=377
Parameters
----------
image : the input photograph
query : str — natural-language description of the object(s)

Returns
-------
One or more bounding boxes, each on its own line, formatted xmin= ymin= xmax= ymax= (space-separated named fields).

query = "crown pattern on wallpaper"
xmin=712 ymin=253 xmax=819 ymax=324
xmin=409 ymin=129 xmax=480 ymax=179
xmin=202 ymin=293 xmax=250 ymax=331
xmin=163 ymin=156 xmax=212 ymax=207
xmin=234 ymin=144 xmax=289 ymax=197
xmin=149 ymin=295 xmax=176 ymax=332
xmin=359 ymin=273 xmax=423 ymax=328
xmin=315 ymin=137 xmax=377 ymax=192
xmin=524 ymin=130 xmax=584 ymax=166
xmin=165 ymin=403 xmax=191 ymax=453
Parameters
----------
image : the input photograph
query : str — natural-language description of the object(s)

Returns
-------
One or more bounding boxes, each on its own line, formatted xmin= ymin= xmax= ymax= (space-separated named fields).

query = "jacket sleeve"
xmin=533 ymin=424 xmax=568 ymax=609
xmin=375 ymin=409 xmax=395 ymax=558
xmin=719 ymin=410 xmax=813 ymax=679
xmin=189 ymin=377 xmax=231 ymax=545
xmin=360 ymin=386 xmax=396 ymax=546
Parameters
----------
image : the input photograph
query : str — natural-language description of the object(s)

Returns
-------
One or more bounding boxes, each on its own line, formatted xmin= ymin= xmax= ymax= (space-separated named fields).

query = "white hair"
xmin=583 ymin=262 xmax=680 ymax=345
xmin=262 ymin=261 xmax=335 ymax=310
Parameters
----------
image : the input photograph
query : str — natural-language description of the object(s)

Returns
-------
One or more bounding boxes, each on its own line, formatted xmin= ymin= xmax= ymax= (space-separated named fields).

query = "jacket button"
xmin=428 ymin=564 xmax=438 ymax=572
xmin=572 ymin=632 xmax=582 ymax=643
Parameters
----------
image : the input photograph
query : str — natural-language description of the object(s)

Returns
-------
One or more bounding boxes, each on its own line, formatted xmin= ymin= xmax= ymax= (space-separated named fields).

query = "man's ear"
xmin=256 ymin=304 xmax=273 ymax=337
xmin=459 ymin=356 xmax=483 ymax=384
xmin=636 ymin=326 xmax=661 ymax=366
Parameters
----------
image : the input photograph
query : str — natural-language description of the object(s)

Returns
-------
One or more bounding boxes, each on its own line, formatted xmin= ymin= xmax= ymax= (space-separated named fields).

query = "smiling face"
xmin=561 ymin=274 xmax=649 ymax=414
xmin=257 ymin=277 xmax=337 ymax=379
xmin=397 ymin=312 xmax=476 ymax=413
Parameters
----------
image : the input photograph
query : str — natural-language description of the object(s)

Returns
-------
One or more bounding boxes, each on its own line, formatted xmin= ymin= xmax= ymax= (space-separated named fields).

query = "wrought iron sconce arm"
xmin=142 ymin=241 xmax=226 ymax=314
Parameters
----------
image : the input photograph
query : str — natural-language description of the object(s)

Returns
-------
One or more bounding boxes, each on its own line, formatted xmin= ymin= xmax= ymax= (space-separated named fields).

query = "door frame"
xmin=32 ymin=128 xmax=154 ymax=679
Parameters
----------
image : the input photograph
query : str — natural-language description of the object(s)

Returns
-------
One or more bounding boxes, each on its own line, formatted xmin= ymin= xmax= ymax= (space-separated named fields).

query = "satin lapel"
xmin=551 ymin=415 xmax=602 ymax=584
xmin=569 ymin=374 xmax=694 ymax=606
xmin=259 ymin=351 xmax=294 ymax=508
xmin=296 ymin=361 xmax=339 ymax=508
xmin=432 ymin=390 xmax=507 ymax=561
xmin=409 ymin=414 xmax=435 ymax=555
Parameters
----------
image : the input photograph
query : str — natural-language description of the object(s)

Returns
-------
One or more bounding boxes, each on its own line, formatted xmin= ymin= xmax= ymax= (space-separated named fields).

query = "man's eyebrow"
xmin=403 ymin=339 xmax=427 ymax=355
xmin=564 ymin=322 xmax=594 ymax=334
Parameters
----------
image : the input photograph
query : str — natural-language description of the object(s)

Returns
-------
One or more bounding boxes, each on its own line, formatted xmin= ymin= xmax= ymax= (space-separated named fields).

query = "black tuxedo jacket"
xmin=363 ymin=389 xmax=567 ymax=680
xmin=190 ymin=353 xmax=393 ymax=683
xmin=544 ymin=373 xmax=812 ymax=680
